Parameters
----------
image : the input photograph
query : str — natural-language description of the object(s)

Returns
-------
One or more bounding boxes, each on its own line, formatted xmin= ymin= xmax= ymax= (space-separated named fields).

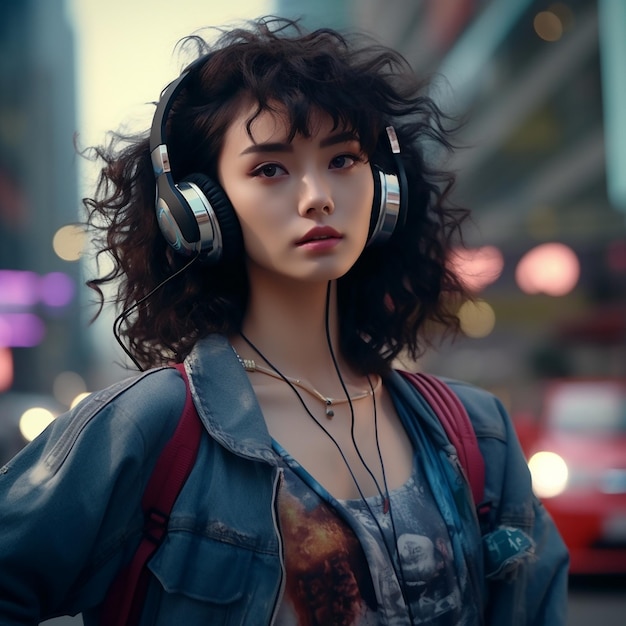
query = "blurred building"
xmin=278 ymin=0 xmax=626 ymax=398
xmin=0 ymin=0 xmax=86 ymax=397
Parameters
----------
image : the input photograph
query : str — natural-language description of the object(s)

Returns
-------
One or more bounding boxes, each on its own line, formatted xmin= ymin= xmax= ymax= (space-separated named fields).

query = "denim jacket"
xmin=0 ymin=334 xmax=568 ymax=625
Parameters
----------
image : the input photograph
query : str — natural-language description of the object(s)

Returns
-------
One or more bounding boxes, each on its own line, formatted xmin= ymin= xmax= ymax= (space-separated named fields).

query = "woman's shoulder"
xmin=80 ymin=365 xmax=186 ymax=410
xmin=38 ymin=365 xmax=189 ymax=467
xmin=74 ymin=365 xmax=187 ymax=433
xmin=0 ymin=366 xmax=190 ymax=512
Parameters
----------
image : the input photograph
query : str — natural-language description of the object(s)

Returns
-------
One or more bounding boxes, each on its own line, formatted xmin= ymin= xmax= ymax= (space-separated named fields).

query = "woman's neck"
xmin=234 ymin=278 xmax=353 ymax=383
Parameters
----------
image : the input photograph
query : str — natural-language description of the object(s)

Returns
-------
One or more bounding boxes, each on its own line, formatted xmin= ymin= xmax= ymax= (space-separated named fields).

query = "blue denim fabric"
xmin=0 ymin=334 xmax=568 ymax=625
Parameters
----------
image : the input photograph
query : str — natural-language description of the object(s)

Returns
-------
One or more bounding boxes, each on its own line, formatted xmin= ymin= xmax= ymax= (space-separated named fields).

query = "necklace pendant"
xmin=325 ymin=399 xmax=334 ymax=418
xmin=383 ymin=497 xmax=390 ymax=514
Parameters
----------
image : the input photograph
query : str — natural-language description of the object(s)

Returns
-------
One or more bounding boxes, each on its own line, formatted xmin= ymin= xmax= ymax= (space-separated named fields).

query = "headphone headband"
xmin=150 ymin=70 xmax=204 ymax=249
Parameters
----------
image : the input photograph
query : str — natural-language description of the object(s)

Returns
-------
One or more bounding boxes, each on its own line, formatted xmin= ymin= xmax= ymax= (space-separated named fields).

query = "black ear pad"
xmin=368 ymin=164 xmax=384 ymax=241
xmin=181 ymin=173 xmax=243 ymax=264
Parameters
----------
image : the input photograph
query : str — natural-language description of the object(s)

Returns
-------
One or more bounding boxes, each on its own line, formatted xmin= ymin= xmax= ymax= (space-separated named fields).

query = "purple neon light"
xmin=0 ymin=270 xmax=75 ymax=308
xmin=0 ymin=313 xmax=46 ymax=347
xmin=0 ymin=270 xmax=40 ymax=307
xmin=40 ymin=272 xmax=75 ymax=307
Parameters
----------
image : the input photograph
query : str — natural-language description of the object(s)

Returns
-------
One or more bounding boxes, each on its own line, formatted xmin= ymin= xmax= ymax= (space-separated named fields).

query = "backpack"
xmin=100 ymin=365 xmax=485 ymax=625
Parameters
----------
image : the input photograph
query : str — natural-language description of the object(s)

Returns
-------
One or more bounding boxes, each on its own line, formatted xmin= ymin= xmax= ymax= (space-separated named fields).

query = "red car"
xmin=522 ymin=378 xmax=626 ymax=575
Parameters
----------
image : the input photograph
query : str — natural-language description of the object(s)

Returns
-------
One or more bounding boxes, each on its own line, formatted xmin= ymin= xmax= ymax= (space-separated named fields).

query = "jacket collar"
xmin=182 ymin=335 xmax=453 ymax=467
xmin=185 ymin=333 xmax=278 ymax=464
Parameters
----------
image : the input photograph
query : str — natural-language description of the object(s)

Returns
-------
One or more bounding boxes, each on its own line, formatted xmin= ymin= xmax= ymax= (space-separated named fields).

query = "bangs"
xmin=242 ymin=95 xmax=377 ymax=154
xmin=223 ymin=40 xmax=388 ymax=156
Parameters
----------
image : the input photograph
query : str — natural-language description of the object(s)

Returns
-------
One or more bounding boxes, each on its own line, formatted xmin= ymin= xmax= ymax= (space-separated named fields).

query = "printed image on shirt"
xmin=274 ymin=455 xmax=468 ymax=626
xmin=397 ymin=532 xmax=460 ymax=622
xmin=276 ymin=484 xmax=378 ymax=625
xmin=344 ymin=465 xmax=466 ymax=626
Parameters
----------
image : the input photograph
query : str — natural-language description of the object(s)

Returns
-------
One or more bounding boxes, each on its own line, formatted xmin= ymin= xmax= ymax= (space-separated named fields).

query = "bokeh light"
xmin=0 ymin=313 xmax=45 ymax=347
xmin=450 ymin=246 xmax=504 ymax=292
xmin=533 ymin=3 xmax=574 ymax=43
xmin=516 ymin=242 xmax=580 ymax=296
xmin=528 ymin=451 xmax=569 ymax=498
xmin=0 ymin=347 xmax=13 ymax=392
xmin=40 ymin=272 xmax=75 ymax=308
xmin=53 ymin=371 xmax=87 ymax=407
xmin=0 ymin=270 xmax=75 ymax=309
xmin=52 ymin=224 xmax=86 ymax=262
xmin=534 ymin=10 xmax=563 ymax=42
xmin=0 ymin=270 xmax=39 ymax=306
xmin=70 ymin=392 xmax=92 ymax=409
xmin=19 ymin=407 xmax=56 ymax=442
xmin=458 ymin=299 xmax=497 ymax=338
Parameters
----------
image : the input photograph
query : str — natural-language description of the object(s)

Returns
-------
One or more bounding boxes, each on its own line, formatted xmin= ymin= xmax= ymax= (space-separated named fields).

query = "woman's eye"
xmin=252 ymin=163 xmax=286 ymax=178
xmin=330 ymin=154 xmax=359 ymax=169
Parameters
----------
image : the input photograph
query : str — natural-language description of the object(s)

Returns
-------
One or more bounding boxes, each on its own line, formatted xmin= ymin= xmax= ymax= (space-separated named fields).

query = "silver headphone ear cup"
xmin=172 ymin=180 xmax=223 ymax=261
xmin=154 ymin=166 xmax=208 ymax=256
xmin=367 ymin=166 xmax=401 ymax=247
xmin=181 ymin=174 xmax=243 ymax=264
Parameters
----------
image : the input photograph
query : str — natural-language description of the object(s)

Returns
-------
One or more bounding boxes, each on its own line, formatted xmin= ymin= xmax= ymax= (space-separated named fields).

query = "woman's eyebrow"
xmin=239 ymin=142 xmax=293 ymax=156
xmin=239 ymin=131 xmax=360 ymax=156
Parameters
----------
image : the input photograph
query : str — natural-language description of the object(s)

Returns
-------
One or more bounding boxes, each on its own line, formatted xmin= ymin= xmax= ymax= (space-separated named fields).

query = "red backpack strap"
xmin=399 ymin=371 xmax=485 ymax=506
xmin=100 ymin=363 xmax=202 ymax=626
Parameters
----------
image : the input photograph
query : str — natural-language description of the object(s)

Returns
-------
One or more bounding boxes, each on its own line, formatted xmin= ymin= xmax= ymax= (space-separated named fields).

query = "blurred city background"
xmin=0 ymin=0 xmax=624 ymax=623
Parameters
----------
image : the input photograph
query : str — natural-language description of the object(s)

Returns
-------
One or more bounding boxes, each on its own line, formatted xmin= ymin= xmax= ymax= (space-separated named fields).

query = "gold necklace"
xmin=236 ymin=354 xmax=381 ymax=418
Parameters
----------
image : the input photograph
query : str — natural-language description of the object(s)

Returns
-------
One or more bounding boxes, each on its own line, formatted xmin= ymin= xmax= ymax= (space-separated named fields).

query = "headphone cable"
xmin=112 ymin=253 xmax=200 ymax=371
xmin=239 ymin=282 xmax=415 ymax=620
xmin=322 ymin=282 xmax=415 ymax=622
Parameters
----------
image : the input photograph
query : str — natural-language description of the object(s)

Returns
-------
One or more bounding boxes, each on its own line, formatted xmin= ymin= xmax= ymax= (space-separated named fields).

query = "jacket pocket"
xmin=148 ymin=530 xmax=254 ymax=604
xmin=144 ymin=527 xmax=281 ymax=625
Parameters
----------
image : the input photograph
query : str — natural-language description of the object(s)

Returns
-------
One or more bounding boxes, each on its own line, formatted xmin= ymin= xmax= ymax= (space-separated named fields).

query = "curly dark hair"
xmin=84 ymin=16 xmax=470 ymax=374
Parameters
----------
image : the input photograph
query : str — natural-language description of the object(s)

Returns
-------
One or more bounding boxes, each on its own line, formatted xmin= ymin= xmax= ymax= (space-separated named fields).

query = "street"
xmin=567 ymin=575 xmax=626 ymax=626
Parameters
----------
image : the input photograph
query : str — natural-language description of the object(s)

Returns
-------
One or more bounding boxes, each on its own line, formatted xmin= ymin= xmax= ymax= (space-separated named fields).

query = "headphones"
xmin=149 ymin=58 xmax=408 ymax=263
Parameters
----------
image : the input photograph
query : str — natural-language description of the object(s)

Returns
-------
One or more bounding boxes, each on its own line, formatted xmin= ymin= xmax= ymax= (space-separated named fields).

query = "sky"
xmin=67 ymin=0 xmax=274 ymax=149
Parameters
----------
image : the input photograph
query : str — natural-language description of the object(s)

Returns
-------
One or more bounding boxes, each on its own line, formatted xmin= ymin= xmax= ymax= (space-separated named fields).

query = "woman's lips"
xmin=295 ymin=226 xmax=342 ymax=247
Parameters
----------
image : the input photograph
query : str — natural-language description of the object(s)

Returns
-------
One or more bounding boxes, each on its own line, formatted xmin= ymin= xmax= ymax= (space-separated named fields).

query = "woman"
xmin=0 ymin=17 xmax=568 ymax=625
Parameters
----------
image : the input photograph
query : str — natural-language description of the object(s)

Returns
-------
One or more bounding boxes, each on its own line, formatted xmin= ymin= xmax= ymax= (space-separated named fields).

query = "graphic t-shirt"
xmin=273 ymin=446 xmax=468 ymax=625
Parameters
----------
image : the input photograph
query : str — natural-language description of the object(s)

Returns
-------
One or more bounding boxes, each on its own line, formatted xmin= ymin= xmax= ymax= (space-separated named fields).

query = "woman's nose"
xmin=297 ymin=173 xmax=334 ymax=216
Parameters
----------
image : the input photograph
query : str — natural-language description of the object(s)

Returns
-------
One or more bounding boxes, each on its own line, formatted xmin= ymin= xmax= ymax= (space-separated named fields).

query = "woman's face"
xmin=217 ymin=102 xmax=374 ymax=286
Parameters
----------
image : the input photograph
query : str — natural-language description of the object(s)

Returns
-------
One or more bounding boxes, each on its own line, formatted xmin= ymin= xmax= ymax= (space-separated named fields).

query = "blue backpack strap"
xmin=398 ymin=370 xmax=485 ymax=507
xmin=100 ymin=362 xmax=202 ymax=625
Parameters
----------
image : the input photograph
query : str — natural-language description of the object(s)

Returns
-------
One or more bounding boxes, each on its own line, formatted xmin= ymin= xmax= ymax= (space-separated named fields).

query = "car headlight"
xmin=528 ymin=451 xmax=569 ymax=498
